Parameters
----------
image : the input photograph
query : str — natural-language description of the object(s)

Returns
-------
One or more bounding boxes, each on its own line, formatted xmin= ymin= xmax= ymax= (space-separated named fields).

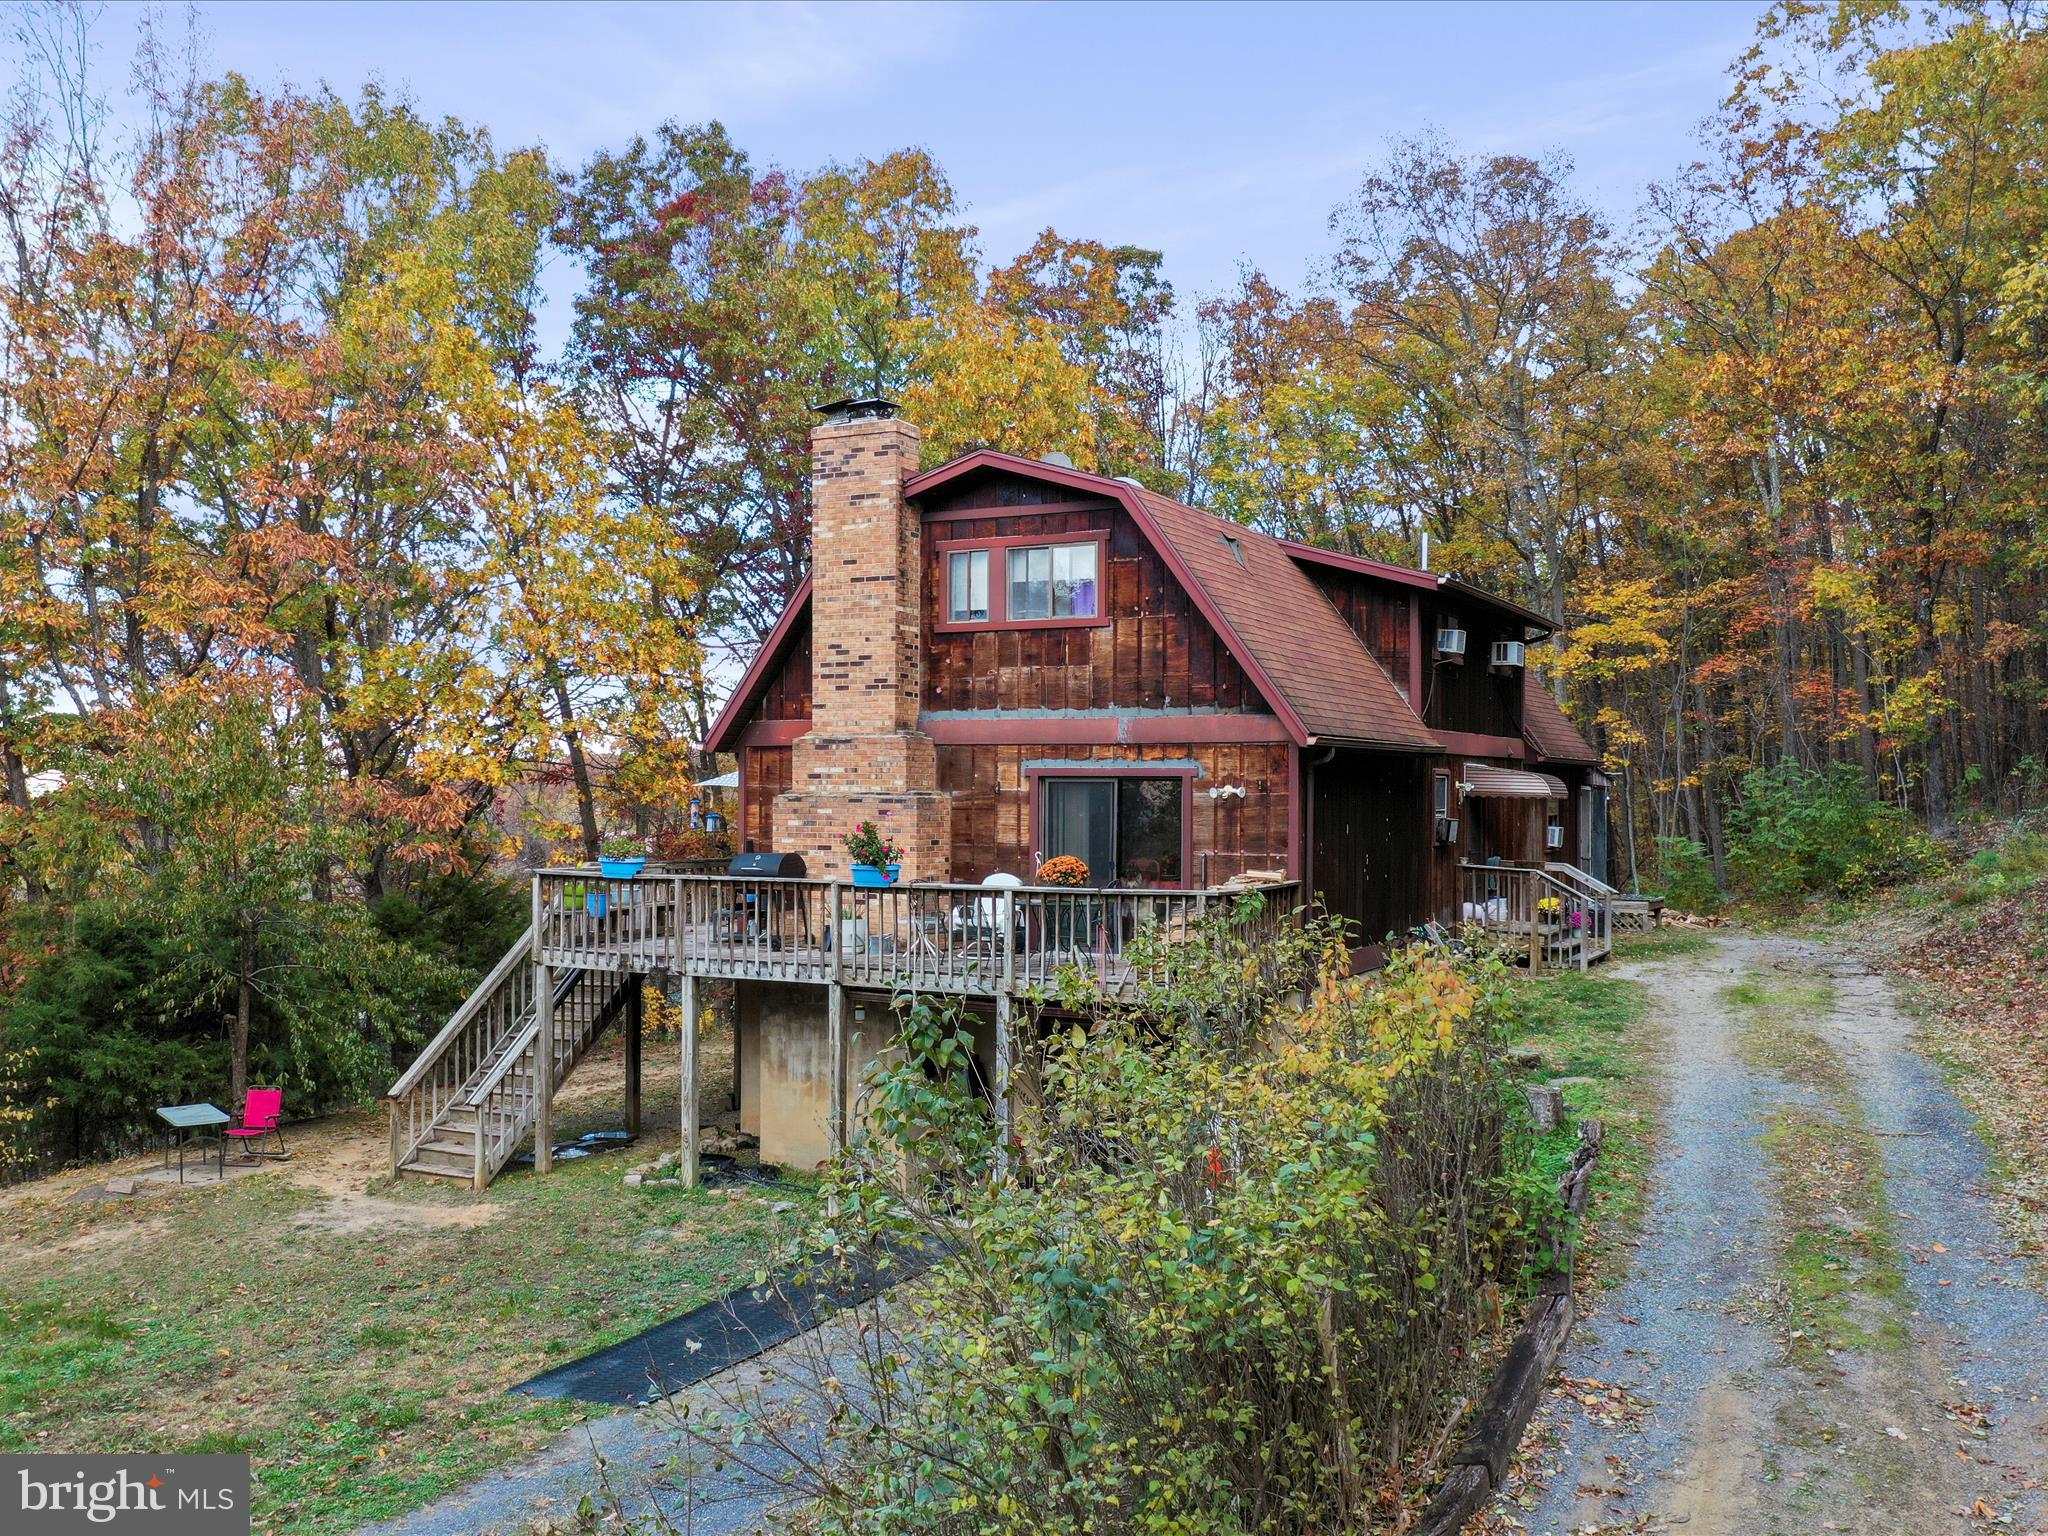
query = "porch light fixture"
xmin=1205 ymin=783 xmax=1247 ymax=800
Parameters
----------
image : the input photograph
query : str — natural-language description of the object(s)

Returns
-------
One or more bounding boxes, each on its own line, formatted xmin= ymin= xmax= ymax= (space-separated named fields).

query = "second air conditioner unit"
xmin=1436 ymin=815 xmax=1460 ymax=845
xmin=1435 ymin=626 xmax=1467 ymax=660
xmin=1491 ymin=640 xmax=1526 ymax=670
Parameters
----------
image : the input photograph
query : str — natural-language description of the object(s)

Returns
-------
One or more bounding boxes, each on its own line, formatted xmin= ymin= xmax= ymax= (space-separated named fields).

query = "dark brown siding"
xmin=739 ymin=745 xmax=791 ymax=853
xmin=1307 ymin=750 xmax=1432 ymax=943
xmin=920 ymin=489 xmax=1258 ymax=715
xmin=1311 ymin=574 xmax=1414 ymax=702
xmin=747 ymin=612 xmax=812 ymax=723
xmin=936 ymin=742 xmax=1290 ymax=886
xmin=1420 ymin=603 xmax=1522 ymax=737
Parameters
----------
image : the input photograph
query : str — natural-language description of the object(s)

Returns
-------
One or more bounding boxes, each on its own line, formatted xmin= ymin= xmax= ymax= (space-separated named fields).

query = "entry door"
xmin=1042 ymin=779 xmax=1115 ymax=884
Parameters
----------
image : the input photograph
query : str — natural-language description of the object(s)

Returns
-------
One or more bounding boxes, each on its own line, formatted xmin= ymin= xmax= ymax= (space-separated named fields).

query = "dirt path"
xmin=1511 ymin=934 xmax=2048 ymax=1535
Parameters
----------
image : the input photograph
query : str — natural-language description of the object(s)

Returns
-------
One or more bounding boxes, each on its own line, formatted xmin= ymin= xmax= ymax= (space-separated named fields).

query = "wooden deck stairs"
xmin=1459 ymin=860 xmax=1617 ymax=971
xmin=385 ymin=926 xmax=638 ymax=1188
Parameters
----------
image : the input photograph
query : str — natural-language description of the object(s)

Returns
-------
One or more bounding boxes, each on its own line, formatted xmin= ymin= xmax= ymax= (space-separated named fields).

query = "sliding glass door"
xmin=1039 ymin=775 xmax=1185 ymax=887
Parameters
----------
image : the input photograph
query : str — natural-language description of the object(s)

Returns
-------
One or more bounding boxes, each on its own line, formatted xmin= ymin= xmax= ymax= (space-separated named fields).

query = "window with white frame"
xmin=946 ymin=548 xmax=990 ymax=623
xmin=1007 ymin=542 xmax=1098 ymax=619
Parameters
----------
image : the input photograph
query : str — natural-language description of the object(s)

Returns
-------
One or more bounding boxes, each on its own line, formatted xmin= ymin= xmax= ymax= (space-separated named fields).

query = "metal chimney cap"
xmin=1041 ymin=450 xmax=1075 ymax=469
xmin=813 ymin=396 xmax=900 ymax=423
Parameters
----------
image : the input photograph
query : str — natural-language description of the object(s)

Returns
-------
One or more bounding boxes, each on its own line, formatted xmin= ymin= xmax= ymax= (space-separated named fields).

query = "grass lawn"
xmin=0 ymin=1029 xmax=814 ymax=1536
xmin=1505 ymin=939 xmax=1676 ymax=1285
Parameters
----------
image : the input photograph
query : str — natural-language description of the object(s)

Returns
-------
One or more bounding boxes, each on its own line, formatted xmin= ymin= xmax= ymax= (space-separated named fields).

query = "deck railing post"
xmin=993 ymin=991 xmax=1012 ymax=1181
xmin=534 ymin=958 xmax=554 ymax=1174
xmin=828 ymin=880 xmax=846 ymax=1156
xmin=679 ymin=971 xmax=700 ymax=1189
xmin=1000 ymin=889 xmax=1016 ymax=996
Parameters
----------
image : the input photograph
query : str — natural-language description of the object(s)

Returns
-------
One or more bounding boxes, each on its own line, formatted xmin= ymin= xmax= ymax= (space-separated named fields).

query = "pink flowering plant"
xmin=843 ymin=821 xmax=902 ymax=869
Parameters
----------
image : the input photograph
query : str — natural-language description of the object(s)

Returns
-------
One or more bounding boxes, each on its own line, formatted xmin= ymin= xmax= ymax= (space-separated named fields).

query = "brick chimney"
xmin=775 ymin=399 xmax=951 ymax=882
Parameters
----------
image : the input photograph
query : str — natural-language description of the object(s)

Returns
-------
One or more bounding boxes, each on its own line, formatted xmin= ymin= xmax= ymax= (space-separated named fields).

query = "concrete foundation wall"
xmin=734 ymin=982 xmax=1001 ymax=1171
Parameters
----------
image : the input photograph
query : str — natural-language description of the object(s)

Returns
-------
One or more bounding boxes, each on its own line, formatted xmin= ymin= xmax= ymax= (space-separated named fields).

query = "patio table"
xmin=156 ymin=1102 xmax=229 ymax=1184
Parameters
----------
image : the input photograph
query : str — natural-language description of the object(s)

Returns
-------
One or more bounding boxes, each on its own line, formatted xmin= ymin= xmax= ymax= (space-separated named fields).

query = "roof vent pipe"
xmin=1419 ymin=529 xmax=1430 ymax=572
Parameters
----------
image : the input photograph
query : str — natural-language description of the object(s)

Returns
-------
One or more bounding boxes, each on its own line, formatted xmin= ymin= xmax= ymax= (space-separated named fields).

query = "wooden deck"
xmin=530 ymin=868 xmax=1304 ymax=998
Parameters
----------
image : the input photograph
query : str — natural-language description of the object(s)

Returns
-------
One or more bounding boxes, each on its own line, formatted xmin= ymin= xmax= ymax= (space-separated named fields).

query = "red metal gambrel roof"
xmin=1520 ymin=669 xmax=1600 ymax=765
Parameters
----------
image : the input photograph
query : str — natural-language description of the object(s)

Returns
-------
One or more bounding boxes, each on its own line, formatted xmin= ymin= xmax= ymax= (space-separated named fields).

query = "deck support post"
xmin=828 ymin=879 xmax=847 ymax=1157
xmin=993 ymin=991 xmax=1013 ymax=1181
xmin=534 ymin=958 xmax=554 ymax=1175
xmin=679 ymin=971 xmax=700 ymax=1189
xmin=827 ymin=982 xmax=847 ymax=1156
xmin=625 ymin=975 xmax=643 ymax=1135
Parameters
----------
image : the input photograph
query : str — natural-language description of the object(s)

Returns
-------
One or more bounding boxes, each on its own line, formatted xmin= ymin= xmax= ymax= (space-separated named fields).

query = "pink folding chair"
xmin=226 ymin=1087 xmax=287 ymax=1160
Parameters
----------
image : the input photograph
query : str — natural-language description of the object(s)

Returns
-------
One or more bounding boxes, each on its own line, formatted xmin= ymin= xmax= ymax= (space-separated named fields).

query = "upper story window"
xmin=935 ymin=533 xmax=1108 ymax=631
xmin=947 ymin=549 xmax=990 ymax=623
xmin=1008 ymin=543 xmax=1097 ymax=619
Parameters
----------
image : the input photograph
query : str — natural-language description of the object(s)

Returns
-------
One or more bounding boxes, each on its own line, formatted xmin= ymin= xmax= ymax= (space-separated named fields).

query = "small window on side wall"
xmin=947 ymin=548 xmax=989 ymax=623
xmin=1433 ymin=772 xmax=1451 ymax=818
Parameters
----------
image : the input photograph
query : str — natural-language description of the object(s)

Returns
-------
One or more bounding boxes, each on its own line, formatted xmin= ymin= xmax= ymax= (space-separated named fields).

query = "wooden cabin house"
xmin=707 ymin=400 xmax=1611 ymax=948
xmin=386 ymin=399 xmax=1613 ymax=1190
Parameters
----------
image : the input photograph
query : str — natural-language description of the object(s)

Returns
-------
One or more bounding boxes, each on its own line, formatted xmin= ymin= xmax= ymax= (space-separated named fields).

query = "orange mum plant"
xmin=1035 ymin=854 xmax=1091 ymax=887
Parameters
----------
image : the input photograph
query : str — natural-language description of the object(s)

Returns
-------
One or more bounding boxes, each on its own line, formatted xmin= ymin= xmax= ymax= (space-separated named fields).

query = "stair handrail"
xmin=1531 ymin=867 xmax=1604 ymax=970
xmin=462 ymin=1018 xmax=542 ymax=1107
xmin=1544 ymin=860 xmax=1619 ymax=899
xmin=386 ymin=924 xmax=535 ymax=1101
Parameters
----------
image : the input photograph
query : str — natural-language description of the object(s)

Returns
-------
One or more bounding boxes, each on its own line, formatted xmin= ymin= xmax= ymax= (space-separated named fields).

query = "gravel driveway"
xmin=1512 ymin=934 xmax=2048 ymax=1535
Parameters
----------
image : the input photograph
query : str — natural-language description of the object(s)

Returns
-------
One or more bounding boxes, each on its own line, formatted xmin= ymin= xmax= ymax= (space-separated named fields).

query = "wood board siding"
xmin=1420 ymin=604 xmax=1522 ymax=738
xmin=1307 ymin=750 xmax=1433 ymax=943
xmin=921 ymin=495 xmax=1258 ymax=715
xmin=748 ymin=611 xmax=812 ymax=723
xmin=740 ymin=745 xmax=792 ymax=853
xmin=936 ymin=742 xmax=1291 ymax=887
xmin=1311 ymin=575 xmax=1414 ymax=702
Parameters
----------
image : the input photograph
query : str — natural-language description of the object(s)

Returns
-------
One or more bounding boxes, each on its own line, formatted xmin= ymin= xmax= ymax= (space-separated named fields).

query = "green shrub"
xmin=1652 ymin=835 xmax=1723 ymax=912
xmin=1726 ymin=762 xmax=1933 ymax=902
xmin=756 ymin=921 xmax=1554 ymax=1536
xmin=0 ymin=895 xmax=463 ymax=1167
xmin=1943 ymin=814 xmax=2048 ymax=905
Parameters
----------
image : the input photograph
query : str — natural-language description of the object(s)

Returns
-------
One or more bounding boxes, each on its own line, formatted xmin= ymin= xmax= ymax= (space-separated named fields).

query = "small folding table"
xmin=156 ymin=1102 xmax=229 ymax=1183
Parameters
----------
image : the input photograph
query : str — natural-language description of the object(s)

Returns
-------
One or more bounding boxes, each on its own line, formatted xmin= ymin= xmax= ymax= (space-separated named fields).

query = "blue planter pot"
xmin=599 ymin=857 xmax=646 ymax=880
xmin=850 ymin=863 xmax=901 ymax=888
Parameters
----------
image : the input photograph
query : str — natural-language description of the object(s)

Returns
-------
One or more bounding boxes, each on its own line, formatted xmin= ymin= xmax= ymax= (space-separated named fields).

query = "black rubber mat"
xmin=510 ymin=1239 xmax=932 ymax=1406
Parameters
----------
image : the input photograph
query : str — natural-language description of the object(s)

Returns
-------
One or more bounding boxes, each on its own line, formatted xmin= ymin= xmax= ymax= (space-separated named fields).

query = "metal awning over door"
xmin=1461 ymin=763 xmax=1567 ymax=798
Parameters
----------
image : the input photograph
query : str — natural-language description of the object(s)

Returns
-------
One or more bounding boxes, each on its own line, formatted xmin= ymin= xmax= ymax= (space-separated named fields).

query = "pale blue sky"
xmin=82 ymin=0 xmax=1759 ymax=350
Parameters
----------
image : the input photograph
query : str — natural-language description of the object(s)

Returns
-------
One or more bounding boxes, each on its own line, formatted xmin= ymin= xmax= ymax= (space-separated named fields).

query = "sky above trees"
xmin=36 ymin=0 xmax=1755 ymax=355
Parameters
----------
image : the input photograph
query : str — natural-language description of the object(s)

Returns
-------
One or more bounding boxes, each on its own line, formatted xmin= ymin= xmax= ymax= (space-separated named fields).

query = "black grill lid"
xmin=726 ymin=851 xmax=807 ymax=878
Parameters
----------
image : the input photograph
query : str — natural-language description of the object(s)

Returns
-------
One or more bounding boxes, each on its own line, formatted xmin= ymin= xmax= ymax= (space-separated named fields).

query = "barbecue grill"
xmin=725 ymin=851 xmax=807 ymax=878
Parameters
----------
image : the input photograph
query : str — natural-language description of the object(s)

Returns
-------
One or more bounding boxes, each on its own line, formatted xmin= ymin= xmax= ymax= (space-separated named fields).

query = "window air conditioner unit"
xmin=1546 ymin=824 xmax=1565 ymax=850
xmin=1491 ymin=639 xmax=1526 ymax=670
xmin=1436 ymin=815 xmax=1460 ymax=845
xmin=1435 ymin=626 xmax=1467 ymax=660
